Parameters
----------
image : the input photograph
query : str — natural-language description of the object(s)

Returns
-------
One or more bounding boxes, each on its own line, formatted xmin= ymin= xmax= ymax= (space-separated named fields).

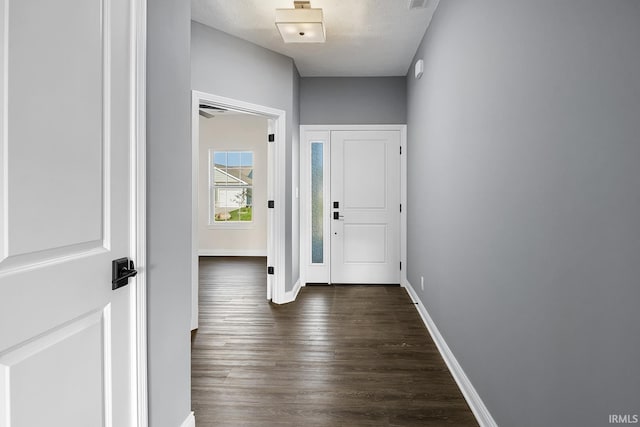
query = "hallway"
xmin=191 ymin=257 xmax=477 ymax=426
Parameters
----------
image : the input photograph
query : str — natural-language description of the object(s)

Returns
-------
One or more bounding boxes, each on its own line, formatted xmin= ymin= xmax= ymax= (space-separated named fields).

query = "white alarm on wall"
xmin=415 ymin=59 xmax=424 ymax=79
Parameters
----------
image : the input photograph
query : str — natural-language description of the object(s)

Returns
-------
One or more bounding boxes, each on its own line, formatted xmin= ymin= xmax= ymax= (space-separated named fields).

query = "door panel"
xmin=343 ymin=141 xmax=387 ymax=209
xmin=6 ymin=0 xmax=104 ymax=259
xmin=0 ymin=0 xmax=135 ymax=425
xmin=331 ymin=131 xmax=400 ymax=284
xmin=343 ymin=224 xmax=387 ymax=263
xmin=0 ymin=310 xmax=106 ymax=427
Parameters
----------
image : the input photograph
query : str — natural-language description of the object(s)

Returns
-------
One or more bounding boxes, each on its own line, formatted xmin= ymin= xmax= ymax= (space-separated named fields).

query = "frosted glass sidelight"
xmin=311 ymin=142 xmax=324 ymax=263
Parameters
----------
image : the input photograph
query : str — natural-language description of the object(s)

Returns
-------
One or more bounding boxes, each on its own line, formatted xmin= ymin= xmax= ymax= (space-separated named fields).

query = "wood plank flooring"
xmin=192 ymin=257 xmax=478 ymax=426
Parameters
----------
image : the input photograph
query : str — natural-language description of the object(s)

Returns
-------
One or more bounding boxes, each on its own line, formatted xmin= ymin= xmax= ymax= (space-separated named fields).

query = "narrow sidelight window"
xmin=311 ymin=142 xmax=324 ymax=263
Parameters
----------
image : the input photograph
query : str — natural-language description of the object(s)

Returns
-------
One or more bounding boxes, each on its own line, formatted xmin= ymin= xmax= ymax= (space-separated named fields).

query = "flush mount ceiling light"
xmin=276 ymin=1 xmax=326 ymax=43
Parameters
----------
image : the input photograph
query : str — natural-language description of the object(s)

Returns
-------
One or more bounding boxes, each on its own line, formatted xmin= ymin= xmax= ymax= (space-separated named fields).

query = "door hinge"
xmin=268 ymin=133 xmax=275 ymax=142
xmin=400 ymin=262 xmax=402 ymax=270
xmin=400 ymin=204 xmax=402 ymax=213
xmin=268 ymin=200 xmax=275 ymax=208
xmin=400 ymin=146 xmax=402 ymax=155
xmin=268 ymin=266 xmax=274 ymax=275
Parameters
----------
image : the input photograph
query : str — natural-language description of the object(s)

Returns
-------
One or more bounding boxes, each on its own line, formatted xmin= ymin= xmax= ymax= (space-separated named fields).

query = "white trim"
xmin=272 ymin=113 xmax=287 ymax=305
xmin=131 ymin=0 xmax=148 ymax=425
xmin=280 ymin=279 xmax=302 ymax=304
xmin=266 ymin=118 xmax=275 ymax=301
xmin=301 ymin=124 xmax=408 ymax=131
xmin=1 ymin=0 xmax=8 ymax=262
xmin=198 ymin=249 xmax=267 ymax=257
xmin=403 ymin=279 xmax=498 ymax=427
xmin=192 ymin=91 xmax=288 ymax=327
xmin=207 ymin=223 xmax=255 ymax=230
xmin=299 ymin=125 xmax=407 ymax=288
xmin=103 ymin=306 xmax=113 ymax=427
xmin=400 ymin=125 xmax=407 ymax=286
xmin=191 ymin=93 xmax=200 ymax=330
xmin=179 ymin=411 xmax=195 ymax=427
xmin=102 ymin=0 xmax=113 ymax=254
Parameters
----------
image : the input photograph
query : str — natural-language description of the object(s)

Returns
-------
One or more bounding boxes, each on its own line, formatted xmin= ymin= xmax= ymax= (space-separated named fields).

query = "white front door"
xmin=330 ymin=131 xmax=401 ymax=284
xmin=0 ymin=1 xmax=137 ymax=426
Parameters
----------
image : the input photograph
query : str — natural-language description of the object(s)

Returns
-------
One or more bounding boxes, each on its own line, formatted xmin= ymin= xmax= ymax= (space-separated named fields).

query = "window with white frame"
xmin=210 ymin=151 xmax=254 ymax=223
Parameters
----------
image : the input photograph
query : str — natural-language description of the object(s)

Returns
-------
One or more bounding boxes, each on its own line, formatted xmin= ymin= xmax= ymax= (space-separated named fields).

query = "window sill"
xmin=208 ymin=222 xmax=255 ymax=230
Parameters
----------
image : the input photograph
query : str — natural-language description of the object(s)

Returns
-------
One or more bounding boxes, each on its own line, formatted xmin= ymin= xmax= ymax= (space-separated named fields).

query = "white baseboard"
xmin=198 ymin=249 xmax=267 ymax=257
xmin=180 ymin=411 xmax=195 ymax=427
xmin=280 ymin=279 xmax=302 ymax=304
xmin=403 ymin=279 xmax=498 ymax=427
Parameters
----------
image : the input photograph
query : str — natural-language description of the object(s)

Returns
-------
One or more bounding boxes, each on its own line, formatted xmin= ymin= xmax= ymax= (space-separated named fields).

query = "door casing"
xmin=299 ymin=125 xmax=407 ymax=288
xmin=133 ymin=0 xmax=148 ymax=424
xmin=191 ymin=91 xmax=288 ymax=330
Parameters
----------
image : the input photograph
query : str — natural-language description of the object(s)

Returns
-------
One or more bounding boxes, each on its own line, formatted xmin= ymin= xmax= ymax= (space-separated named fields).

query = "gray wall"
xmin=300 ymin=77 xmax=406 ymax=124
xmin=147 ymin=1 xmax=192 ymax=426
xmin=191 ymin=22 xmax=300 ymax=292
xmin=406 ymin=1 xmax=640 ymax=426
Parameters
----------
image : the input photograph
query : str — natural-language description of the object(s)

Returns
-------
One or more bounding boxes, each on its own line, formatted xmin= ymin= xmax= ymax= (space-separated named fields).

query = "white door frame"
xmin=191 ymin=91 xmax=287 ymax=329
xmin=299 ymin=125 xmax=407 ymax=287
xmin=133 ymin=0 xmax=148 ymax=425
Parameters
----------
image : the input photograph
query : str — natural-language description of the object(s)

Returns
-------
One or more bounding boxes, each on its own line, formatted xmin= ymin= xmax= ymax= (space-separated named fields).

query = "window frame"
xmin=208 ymin=149 xmax=255 ymax=228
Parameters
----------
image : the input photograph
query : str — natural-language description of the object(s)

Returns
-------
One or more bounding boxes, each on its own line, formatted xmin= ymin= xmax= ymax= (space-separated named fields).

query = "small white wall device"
xmin=408 ymin=0 xmax=429 ymax=9
xmin=415 ymin=59 xmax=424 ymax=79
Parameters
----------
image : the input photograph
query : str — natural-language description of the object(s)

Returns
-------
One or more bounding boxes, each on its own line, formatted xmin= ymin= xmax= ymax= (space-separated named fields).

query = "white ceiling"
xmin=191 ymin=0 xmax=439 ymax=77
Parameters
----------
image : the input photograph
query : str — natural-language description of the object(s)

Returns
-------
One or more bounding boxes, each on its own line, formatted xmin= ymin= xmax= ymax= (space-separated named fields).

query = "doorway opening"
xmin=191 ymin=91 xmax=287 ymax=329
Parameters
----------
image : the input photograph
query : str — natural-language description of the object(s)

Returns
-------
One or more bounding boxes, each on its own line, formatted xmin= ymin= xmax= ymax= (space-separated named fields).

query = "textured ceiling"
xmin=191 ymin=0 xmax=439 ymax=77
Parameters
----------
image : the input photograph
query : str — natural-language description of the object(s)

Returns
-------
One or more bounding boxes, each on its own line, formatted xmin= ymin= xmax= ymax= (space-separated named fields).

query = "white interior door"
xmin=0 ymin=1 xmax=137 ymax=426
xmin=330 ymin=130 xmax=400 ymax=284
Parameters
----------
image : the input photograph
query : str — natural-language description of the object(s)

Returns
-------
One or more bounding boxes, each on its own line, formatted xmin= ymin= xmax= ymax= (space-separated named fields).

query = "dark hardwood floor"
xmin=192 ymin=257 xmax=478 ymax=426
